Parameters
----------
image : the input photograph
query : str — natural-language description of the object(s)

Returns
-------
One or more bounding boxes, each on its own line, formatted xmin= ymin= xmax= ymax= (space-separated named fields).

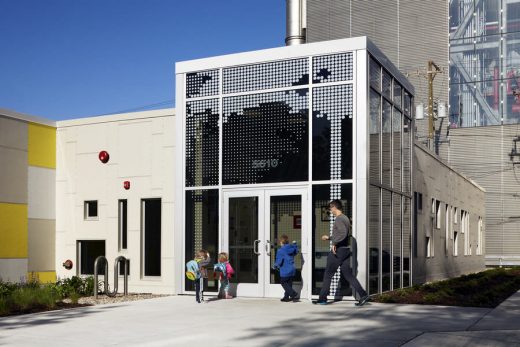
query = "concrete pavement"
xmin=0 ymin=291 xmax=518 ymax=346
xmin=403 ymin=290 xmax=520 ymax=346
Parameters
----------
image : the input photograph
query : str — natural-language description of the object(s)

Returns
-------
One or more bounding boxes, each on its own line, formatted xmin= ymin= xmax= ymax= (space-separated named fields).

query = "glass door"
xmin=223 ymin=191 xmax=265 ymax=297
xmin=223 ymin=188 xmax=309 ymax=298
xmin=264 ymin=188 xmax=308 ymax=299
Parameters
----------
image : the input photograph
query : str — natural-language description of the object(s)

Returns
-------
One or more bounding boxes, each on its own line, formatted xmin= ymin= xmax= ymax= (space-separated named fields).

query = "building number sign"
xmin=252 ymin=159 xmax=279 ymax=169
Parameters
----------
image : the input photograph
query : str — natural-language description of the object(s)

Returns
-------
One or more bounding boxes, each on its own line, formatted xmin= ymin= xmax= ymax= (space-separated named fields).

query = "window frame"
xmin=118 ymin=199 xmax=128 ymax=251
xmin=84 ymin=200 xmax=99 ymax=221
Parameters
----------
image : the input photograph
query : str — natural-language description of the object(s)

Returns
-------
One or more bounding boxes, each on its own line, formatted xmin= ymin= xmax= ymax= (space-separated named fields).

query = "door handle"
xmin=253 ymin=240 xmax=261 ymax=255
xmin=265 ymin=240 xmax=271 ymax=256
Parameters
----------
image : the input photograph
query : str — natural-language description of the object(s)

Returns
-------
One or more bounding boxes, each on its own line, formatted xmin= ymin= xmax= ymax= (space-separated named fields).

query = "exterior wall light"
xmin=98 ymin=150 xmax=110 ymax=163
xmin=62 ymin=259 xmax=73 ymax=270
xmin=124 ymin=181 xmax=130 ymax=190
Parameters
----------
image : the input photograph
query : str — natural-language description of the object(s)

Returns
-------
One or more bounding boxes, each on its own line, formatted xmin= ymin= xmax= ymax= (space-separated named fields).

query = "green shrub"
xmin=0 ymin=297 xmax=9 ymax=315
xmin=69 ymin=291 xmax=80 ymax=305
xmin=0 ymin=281 xmax=17 ymax=298
xmin=10 ymin=287 xmax=38 ymax=310
xmin=38 ymin=285 xmax=59 ymax=309
xmin=53 ymin=276 xmax=94 ymax=298
xmin=83 ymin=276 xmax=95 ymax=295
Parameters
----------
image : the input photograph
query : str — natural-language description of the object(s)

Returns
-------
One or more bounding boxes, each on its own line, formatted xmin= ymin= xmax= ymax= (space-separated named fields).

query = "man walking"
xmin=314 ymin=200 xmax=370 ymax=306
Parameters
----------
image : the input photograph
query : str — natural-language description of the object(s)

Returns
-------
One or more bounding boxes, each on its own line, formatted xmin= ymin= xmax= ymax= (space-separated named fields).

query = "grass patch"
xmin=372 ymin=267 xmax=520 ymax=308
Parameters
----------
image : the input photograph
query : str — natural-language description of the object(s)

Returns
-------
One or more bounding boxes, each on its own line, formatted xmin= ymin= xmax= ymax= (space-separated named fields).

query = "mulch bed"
xmin=372 ymin=267 xmax=520 ymax=308
xmin=1 ymin=302 xmax=92 ymax=317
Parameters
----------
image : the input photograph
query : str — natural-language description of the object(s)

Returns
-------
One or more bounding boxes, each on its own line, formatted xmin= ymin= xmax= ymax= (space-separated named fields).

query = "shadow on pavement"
xmin=240 ymin=302 xmax=490 ymax=346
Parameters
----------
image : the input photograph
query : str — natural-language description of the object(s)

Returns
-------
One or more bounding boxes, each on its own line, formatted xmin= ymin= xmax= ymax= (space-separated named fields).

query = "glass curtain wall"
xmin=450 ymin=0 xmax=520 ymax=126
xmin=185 ymin=190 xmax=219 ymax=292
xmin=311 ymin=184 xmax=353 ymax=296
xmin=368 ymin=56 xmax=413 ymax=294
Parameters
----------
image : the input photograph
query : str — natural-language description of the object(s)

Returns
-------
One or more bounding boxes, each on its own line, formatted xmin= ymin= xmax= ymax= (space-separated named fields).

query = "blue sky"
xmin=0 ymin=1 xmax=285 ymax=120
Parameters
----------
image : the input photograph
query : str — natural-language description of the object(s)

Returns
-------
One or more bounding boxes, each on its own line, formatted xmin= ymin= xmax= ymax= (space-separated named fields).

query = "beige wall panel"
xmin=0 ymin=147 xmax=28 ymax=204
xmin=28 ymin=166 xmax=56 ymax=219
xmin=162 ymin=146 xmax=176 ymax=204
xmin=55 ymin=181 xmax=71 ymax=232
xmin=0 ymin=117 xmax=27 ymax=150
xmin=28 ymin=219 xmax=55 ymax=272
xmin=0 ymin=258 xmax=28 ymax=282
xmin=75 ymin=152 xmax=109 ymax=201
xmin=76 ymin=123 xmax=108 ymax=154
xmin=162 ymin=116 xmax=176 ymax=148
xmin=151 ymin=134 xmax=165 ymax=190
xmin=117 ymin=121 xmax=152 ymax=177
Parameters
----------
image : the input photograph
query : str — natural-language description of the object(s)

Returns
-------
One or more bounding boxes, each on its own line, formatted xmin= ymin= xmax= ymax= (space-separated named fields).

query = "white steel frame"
xmin=174 ymin=37 xmax=412 ymax=298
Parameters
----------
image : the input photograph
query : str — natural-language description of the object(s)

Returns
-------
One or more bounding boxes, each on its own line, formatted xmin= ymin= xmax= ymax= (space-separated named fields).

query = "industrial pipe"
xmin=286 ymin=0 xmax=306 ymax=46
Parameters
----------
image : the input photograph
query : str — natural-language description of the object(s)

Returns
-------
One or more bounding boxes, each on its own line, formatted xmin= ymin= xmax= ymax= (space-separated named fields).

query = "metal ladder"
xmin=93 ymin=256 xmax=129 ymax=299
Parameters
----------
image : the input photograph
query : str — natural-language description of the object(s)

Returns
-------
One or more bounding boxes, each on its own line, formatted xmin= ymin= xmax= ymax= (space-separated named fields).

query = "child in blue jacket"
xmin=273 ymin=234 xmax=299 ymax=302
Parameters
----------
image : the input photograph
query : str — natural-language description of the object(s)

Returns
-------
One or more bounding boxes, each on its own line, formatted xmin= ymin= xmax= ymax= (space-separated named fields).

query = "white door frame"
xmin=222 ymin=186 xmax=309 ymax=299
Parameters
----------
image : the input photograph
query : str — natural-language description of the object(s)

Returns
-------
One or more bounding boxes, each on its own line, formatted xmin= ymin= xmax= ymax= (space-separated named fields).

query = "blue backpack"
xmin=213 ymin=262 xmax=227 ymax=277
xmin=186 ymin=260 xmax=201 ymax=281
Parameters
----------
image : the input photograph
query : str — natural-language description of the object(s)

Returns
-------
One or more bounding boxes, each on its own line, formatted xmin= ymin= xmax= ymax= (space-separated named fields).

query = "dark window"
xmin=313 ymin=84 xmax=353 ymax=180
xmin=382 ymin=190 xmax=392 ymax=292
xmin=393 ymin=194 xmax=402 ymax=290
xmin=78 ymin=240 xmax=105 ymax=275
xmin=311 ymin=184 xmax=352 ymax=297
xmin=368 ymin=185 xmax=381 ymax=294
xmin=381 ymin=100 xmax=392 ymax=187
xmin=413 ymin=194 xmax=419 ymax=258
xmin=403 ymin=117 xmax=412 ymax=193
xmin=84 ymin=201 xmax=98 ymax=219
xmin=222 ymin=89 xmax=309 ymax=185
xmin=393 ymin=108 xmax=402 ymax=191
xmin=382 ymin=70 xmax=392 ymax=100
xmin=414 ymin=192 xmax=423 ymax=212
xmin=119 ymin=200 xmax=127 ymax=250
xmin=142 ymin=199 xmax=161 ymax=277
xmin=185 ymin=190 xmax=219 ymax=292
xmin=369 ymin=58 xmax=381 ymax=91
xmin=402 ymin=198 xmax=411 ymax=287
xmin=369 ymin=89 xmax=381 ymax=184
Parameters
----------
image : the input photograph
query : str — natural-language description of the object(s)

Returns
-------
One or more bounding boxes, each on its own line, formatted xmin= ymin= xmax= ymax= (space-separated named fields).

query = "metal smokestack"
xmin=285 ymin=0 xmax=306 ymax=46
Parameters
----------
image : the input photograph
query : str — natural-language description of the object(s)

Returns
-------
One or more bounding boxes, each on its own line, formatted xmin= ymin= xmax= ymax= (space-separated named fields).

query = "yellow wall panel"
xmin=0 ymin=203 xmax=28 ymax=258
xmin=28 ymin=123 xmax=56 ymax=169
xmin=27 ymin=271 xmax=56 ymax=283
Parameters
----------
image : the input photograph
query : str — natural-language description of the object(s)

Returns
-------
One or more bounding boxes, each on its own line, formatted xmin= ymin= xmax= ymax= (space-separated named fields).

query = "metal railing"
xmin=94 ymin=256 xmax=129 ymax=299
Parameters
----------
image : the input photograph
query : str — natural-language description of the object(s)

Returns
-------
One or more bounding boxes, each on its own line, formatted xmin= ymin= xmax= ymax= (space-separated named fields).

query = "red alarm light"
xmin=124 ymin=181 xmax=130 ymax=190
xmin=99 ymin=151 xmax=109 ymax=163
xmin=62 ymin=259 xmax=73 ymax=270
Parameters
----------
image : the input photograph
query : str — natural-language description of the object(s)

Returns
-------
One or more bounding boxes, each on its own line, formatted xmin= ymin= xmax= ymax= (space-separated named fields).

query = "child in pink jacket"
xmin=214 ymin=252 xmax=234 ymax=299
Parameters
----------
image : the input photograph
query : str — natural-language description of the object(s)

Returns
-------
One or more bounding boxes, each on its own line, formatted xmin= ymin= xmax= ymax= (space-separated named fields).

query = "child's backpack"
xmin=213 ymin=262 xmax=227 ymax=279
xmin=225 ymin=262 xmax=235 ymax=279
xmin=185 ymin=259 xmax=201 ymax=281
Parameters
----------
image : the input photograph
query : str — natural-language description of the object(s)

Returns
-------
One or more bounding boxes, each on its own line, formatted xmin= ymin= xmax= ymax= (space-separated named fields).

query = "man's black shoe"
xmin=312 ymin=300 xmax=328 ymax=305
xmin=281 ymin=297 xmax=291 ymax=302
xmin=291 ymin=295 xmax=300 ymax=302
xmin=355 ymin=295 xmax=370 ymax=307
